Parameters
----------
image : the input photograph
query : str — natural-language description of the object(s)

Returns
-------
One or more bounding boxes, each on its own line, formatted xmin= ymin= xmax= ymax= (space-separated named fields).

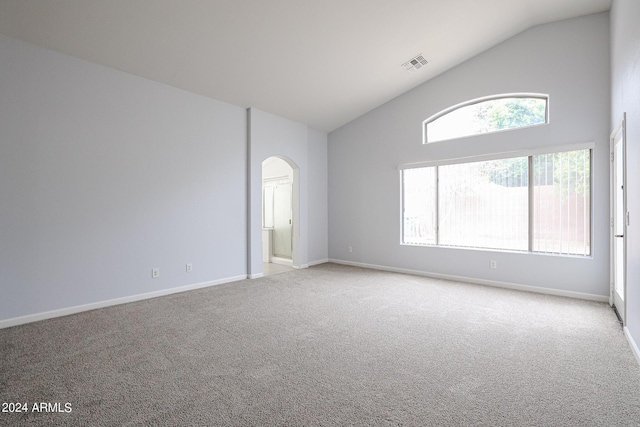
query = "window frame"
xmin=399 ymin=143 xmax=594 ymax=257
xmin=423 ymin=93 xmax=550 ymax=144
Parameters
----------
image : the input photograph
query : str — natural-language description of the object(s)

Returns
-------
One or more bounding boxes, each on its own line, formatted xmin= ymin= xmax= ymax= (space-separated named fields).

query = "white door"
xmin=273 ymin=183 xmax=292 ymax=258
xmin=610 ymin=114 xmax=627 ymax=324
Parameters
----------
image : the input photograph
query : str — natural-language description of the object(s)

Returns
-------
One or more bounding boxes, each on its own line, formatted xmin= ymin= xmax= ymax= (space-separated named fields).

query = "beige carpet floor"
xmin=1 ymin=263 xmax=639 ymax=426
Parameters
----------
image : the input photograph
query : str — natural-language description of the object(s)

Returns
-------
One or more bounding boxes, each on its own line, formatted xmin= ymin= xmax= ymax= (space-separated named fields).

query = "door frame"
xmin=610 ymin=113 xmax=627 ymax=324
xmin=271 ymin=181 xmax=293 ymax=260
xmin=261 ymin=156 xmax=300 ymax=269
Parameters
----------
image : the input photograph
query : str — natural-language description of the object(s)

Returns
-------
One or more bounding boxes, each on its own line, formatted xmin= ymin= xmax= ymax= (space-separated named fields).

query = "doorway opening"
xmin=262 ymin=156 xmax=296 ymax=276
xmin=610 ymin=113 xmax=627 ymax=325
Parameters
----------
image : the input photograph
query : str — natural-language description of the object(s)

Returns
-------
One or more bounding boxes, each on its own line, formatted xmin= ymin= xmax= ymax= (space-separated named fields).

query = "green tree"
xmin=483 ymin=157 xmax=528 ymax=187
xmin=483 ymin=150 xmax=589 ymax=195
xmin=475 ymin=98 xmax=546 ymax=132
xmin=548 ymin=150 xmax=590 ymax=197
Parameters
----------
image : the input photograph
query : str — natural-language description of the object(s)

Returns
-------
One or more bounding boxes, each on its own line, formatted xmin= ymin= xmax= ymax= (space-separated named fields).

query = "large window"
xmin=402 ymin=148 xmax=591 ymax=256
xmin=424 ymin=94 xmax=548 ymax=143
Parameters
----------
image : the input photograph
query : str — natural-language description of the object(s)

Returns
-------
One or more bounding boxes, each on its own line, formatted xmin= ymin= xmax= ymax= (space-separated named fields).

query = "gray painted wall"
xmin=0 ymin=35 xmax=329 ymax=323
xmin=308 ymin=129 xmax=329 ymax=264
xmin=328 ymin=13 xmax=611 ymax=297
xmin=248 ymin=111 xmax=329 ymax=275
xmin=0 ymin=34 xmax=247 ymax=321
xmin=248 ymin=108 xmax=309 ymax=275
xmin=611 ymin=0 xmax=640 ymax=351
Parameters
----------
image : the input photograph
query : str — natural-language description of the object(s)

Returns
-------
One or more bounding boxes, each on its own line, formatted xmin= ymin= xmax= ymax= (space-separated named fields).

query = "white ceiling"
xmin=0 ymin=0 xmax=612 ymax=132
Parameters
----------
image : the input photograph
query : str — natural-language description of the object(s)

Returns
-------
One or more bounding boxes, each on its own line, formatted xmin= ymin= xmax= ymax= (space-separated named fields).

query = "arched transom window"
xmin=424 ymin=94 xmax=549 ymax=143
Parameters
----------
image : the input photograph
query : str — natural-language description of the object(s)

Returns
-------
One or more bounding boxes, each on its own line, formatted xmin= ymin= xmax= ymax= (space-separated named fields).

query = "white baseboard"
xmin=248 ymin=273 xmax=264 ymax=279
xmin=0 ymin=274 xmax=247 ymax=330
xmin=328 ymin=259 xmax=609 ymax=303
xmin=271 ymin=256 xmax=293 ymax=267
xmin=295 ymin=259 xmax=329 ymax=269
xmin=624 ymin=327 xmax=640 ymax=367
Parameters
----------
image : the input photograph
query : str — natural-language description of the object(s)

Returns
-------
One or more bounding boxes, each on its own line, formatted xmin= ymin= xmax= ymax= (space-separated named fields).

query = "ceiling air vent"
xmin=402 ymin=54 xmax=428 ymax=73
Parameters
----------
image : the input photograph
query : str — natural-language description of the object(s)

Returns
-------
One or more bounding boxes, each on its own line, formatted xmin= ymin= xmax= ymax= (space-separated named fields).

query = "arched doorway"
xmin=261 ymin=156 xmax=299 ymax=275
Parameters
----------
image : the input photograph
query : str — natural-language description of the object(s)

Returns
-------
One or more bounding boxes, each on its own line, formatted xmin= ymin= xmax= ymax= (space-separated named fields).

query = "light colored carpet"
xmin=1 ymin=263 xmax=639 ymax=426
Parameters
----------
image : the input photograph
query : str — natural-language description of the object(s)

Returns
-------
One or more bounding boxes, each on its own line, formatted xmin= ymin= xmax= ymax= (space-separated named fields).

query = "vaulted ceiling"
xmin=0 ymin=0 xmax=612 ymax=132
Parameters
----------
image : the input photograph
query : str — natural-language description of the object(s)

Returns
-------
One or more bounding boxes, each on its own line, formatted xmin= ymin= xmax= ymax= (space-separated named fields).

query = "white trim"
xmin=424 ymin=92 xmax=548 ymax=125
xmin=0 ymin=275 xmax=247 ymax=330
xmin=248 ymin=273 xmax=264 ymax=279
xmin=610 ymin=113 xmax=627 ymax=323
xmin=328 ymin=259 xmax=608 ymax=302
xmin=308 ymin=258 xmax=329 ymax=267
xmin=400 ymin=145 xmax=593 ymax=258
xmin=423 ymin=93 xmax=549 ymax=144
xmin=399 ymin=141 xmax=595 ymax=170
xmin=271 ymin=256 xmax=293 ymax=267
xmin=624 ymin=327 xmax=640 ymax=367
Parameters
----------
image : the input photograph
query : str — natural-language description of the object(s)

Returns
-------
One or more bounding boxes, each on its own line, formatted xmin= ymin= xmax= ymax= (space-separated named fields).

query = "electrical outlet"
xmin=490 ymin=260 xmax=497 ymax=269
xmin=152 ymin=268 xmax=160 ymax=278
xmin=186 ymin=263 xmax=193 ymax=273
xmin=348 ymin=246 xmax=353 ymax=253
